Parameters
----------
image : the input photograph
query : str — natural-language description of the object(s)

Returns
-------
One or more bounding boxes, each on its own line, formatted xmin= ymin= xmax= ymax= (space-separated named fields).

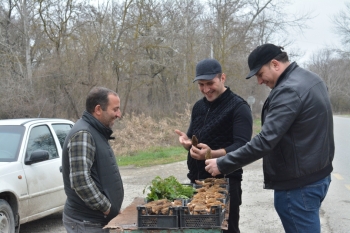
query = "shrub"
xmin=111 ymin=104 xmax=191 ymax=156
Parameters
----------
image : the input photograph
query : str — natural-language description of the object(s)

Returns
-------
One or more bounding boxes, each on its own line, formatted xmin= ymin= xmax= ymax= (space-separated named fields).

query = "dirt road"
xmin=19 ymin=159 xmax=331 ymax=232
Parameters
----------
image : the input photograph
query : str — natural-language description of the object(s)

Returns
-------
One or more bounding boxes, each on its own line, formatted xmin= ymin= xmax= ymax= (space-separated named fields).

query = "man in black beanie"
xmin=205 ymin=44 xmax=334 ymax=233
xmin=175 ymin=58 xmax=253 ymax=232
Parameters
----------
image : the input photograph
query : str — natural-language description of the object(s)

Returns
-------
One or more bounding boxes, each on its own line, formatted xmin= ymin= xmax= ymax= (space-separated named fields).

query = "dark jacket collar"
xmin=274 ymin=62 xmax=298 ymax=88
xmin=203 ymin=86 xmax=231 ymax=107
xmin=81 ymin=111 xmax=114 ymax=140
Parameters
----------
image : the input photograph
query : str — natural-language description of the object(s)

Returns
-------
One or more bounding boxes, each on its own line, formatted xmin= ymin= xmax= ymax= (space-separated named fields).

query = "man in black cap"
xmin=175 ymin=58 xmax=253 ymax=233
xmin=205 ymin=44 xmax=334 ymax=233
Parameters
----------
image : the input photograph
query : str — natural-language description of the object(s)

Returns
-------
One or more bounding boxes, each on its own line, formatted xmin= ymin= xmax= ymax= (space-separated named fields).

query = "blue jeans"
xmin=274 ymin=175 xmax=331 ymax=233
xmin=62 ymin=212 xmax=109 ymax=233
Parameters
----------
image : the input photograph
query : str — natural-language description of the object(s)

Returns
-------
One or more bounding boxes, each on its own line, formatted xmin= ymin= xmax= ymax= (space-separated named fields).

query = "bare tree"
xmin=0 ymin=0 xmax=37 ymax=118
xmin=1 ymin=0 xmax=349 ymax=120
xmin=332 ymin=2 xmax=350 ymax=47
xmin=14 ymin=0 xmax=34 ymax=83
xmin=308 ymin=49 xmax=350 ymax=112
xmin=37 ymin=0 xmax=87 ymax=118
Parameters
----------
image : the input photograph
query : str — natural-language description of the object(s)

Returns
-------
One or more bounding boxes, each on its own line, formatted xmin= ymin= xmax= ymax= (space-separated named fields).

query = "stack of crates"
xmin=137 ymin=178 xmax=229 ymax=230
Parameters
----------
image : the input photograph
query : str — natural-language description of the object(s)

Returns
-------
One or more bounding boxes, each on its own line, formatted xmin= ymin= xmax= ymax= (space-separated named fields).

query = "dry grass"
xmin=110 ymin=104 xmax=261 ymax=157
xmin=111 ymin=104 xmax=191 ymax=156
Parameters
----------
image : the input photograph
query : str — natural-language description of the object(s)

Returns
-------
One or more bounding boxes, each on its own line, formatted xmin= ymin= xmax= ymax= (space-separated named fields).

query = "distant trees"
xmin=0 ymin=0 xmax=347 ymax=120
xmin=304 ymin=1 xmax=350 ymax=114
xmin=332 ymin=2 xmax=350 ymax=47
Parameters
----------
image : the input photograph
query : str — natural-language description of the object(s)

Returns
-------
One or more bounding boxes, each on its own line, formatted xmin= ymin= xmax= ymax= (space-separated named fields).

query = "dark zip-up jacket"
xmin=187 ymin=87 xmax=252 ymax=182
xmin=217 ymin=62 xmax=334 ymax=190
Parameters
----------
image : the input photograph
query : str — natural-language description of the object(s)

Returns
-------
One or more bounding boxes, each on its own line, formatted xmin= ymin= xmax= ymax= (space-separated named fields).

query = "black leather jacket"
xmin=217 ymin=62 xmax=334 ymax=190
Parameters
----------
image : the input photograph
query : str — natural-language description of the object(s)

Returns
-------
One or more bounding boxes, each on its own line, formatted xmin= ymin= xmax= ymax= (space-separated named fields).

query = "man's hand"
xmin=175 ymin=129 xmax=191 ymax=150
xmin=205 ymin=158 xmax=221 ymax=176
xmin=190 ymin=143 xmax=211 ymax=160
xmin=103 ymin=208 xmax=110 ymax=216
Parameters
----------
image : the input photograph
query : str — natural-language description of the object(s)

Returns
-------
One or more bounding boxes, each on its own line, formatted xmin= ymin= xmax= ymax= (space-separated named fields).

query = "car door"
xmin=22 ymin=123 xmax=67 ymax=218
xmin=0 ymin=125 xmax=30 ymax=222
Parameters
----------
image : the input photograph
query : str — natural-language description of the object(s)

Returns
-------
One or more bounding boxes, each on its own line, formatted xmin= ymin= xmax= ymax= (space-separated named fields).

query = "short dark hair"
xmin=86 ymin=87 xmax=118 ymax=114
xmin=216 ymin=73 xmax=223 ymax=79
xmin=273 ymin=52 xmax=289 ymax=63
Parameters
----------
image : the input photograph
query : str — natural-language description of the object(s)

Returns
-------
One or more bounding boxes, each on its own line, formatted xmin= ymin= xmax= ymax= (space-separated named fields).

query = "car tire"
xmin=0 ymin=199 xmax=15 ymax=233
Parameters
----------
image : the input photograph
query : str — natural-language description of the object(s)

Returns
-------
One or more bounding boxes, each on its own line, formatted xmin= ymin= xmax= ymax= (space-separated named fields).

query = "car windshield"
xmin=0 ymin=125 xmax=25 ymax=162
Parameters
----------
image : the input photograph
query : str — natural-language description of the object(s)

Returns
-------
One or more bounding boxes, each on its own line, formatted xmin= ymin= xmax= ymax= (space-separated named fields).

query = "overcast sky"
xmin=286 ymin=0 xmax=346 ymax=64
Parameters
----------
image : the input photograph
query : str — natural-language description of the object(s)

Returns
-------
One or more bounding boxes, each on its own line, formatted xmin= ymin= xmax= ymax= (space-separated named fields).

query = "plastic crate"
xmin=193 ymin=182 xmax=229 ymax=192
xmin=192 ymin=188 xmax=229 ymax=205
xmin=143 ymin=198 xmax=190 ymax=206
xmin=179 ymin=205 xmax=225 ymax=229
xmin=137 ymin=206 xmax=179 ymax=229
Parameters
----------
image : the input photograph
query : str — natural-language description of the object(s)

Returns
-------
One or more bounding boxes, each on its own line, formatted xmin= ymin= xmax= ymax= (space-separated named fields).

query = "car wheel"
xmin=0 ymin=199 xmax=15 ymax=233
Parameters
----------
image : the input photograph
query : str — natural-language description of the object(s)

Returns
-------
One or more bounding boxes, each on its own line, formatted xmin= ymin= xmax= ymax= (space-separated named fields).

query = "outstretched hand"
xmin=175 ymin=129 xmax=191 ymax=150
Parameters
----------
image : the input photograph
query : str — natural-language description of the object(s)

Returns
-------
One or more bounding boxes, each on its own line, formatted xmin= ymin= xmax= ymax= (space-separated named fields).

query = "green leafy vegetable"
xmin=143 ymin=176 xmax=195 ymax=201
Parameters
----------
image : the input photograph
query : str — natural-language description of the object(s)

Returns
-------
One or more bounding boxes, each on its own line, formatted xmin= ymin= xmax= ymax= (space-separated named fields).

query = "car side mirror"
xmin=25 ymin=150 xmax=50 ymax=165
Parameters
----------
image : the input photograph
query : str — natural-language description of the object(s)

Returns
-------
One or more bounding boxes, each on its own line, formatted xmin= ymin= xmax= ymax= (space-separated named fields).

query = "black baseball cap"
xmin=193 ymin=58 xmax=222 ymax=82
xmin=246 ymin=44 xmax=283 ymax=79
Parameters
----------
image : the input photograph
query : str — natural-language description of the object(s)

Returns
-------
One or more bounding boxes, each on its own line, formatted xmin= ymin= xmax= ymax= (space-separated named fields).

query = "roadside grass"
xmin=114 ymin=114 xmax=347 ymax=167
xmin=117 ymin=146 xmax=187 ymax=167
xmin=253 ymin=118 xmax=261 ymax=135
xmin=113 ymin=112 xmax=261 ymax=167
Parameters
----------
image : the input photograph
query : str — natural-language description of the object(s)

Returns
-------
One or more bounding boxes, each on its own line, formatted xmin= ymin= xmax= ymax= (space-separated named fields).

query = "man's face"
xmin=100 ymin=94 xmax=121 ymax=129
xmin=197 ymin=74 xmax=226 ymax=102
xmin=255 ymin=61 xmax=279 ymax=89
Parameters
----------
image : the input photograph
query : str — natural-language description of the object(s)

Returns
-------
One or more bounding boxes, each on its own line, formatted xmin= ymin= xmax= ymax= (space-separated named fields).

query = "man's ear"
xmin=94 ymin=105 xmax=102 ymax=116
xmin=271 ymin=59 xmax=279 ymax=70
xmin=221 ymin=73 xmax=226 ymax=82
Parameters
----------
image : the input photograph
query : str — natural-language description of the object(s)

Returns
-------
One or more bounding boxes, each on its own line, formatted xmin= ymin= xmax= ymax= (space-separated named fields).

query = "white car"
xmin=0 ymin=118 xmax=74 ymax=233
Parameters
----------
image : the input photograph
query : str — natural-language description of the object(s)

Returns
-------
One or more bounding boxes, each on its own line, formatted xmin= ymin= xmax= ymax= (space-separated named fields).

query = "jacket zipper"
xmin=196 ymin=105 xmax=211 ymax=181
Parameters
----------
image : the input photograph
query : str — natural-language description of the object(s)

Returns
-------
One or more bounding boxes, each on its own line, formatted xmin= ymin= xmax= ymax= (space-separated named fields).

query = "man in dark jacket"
xmin=205 ymin=44 xmax=334 ymax=233
xmin=62 ymin=87 xmax=124 ymax=233
xmin=175 ymin=58 xmax=253 ymax=233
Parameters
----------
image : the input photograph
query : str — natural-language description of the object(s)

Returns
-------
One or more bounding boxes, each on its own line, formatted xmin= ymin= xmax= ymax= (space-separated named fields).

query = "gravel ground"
xmin=20 ymin=159 xmax=331 ymax=232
